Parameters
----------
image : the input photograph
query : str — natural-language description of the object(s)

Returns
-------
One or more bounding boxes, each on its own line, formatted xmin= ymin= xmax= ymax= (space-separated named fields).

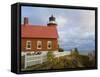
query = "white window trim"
xmin=26 ymin=40 xmax=32 ymax=50
xmin=37 ymin=40 xmax=42 ymax=49
xmin=47 ymin=41 xmax=52 ymax=49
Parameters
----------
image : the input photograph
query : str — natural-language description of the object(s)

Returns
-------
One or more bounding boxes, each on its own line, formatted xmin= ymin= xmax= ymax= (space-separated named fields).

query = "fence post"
xmin=24 ymin=54 xmax=27 ymax=68
xmin=41 ymin=55 xmax=43 ymax=64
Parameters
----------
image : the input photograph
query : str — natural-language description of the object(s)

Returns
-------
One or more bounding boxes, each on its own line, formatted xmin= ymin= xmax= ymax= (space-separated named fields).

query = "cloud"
xmin=78 ymin=10 xmax=95 ymax=33
xmin=56 ymin=16 xmax=67 ymax=29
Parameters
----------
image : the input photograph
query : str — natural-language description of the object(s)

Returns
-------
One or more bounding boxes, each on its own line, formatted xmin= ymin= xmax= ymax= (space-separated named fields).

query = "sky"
xmin=21 ymin=6 xmax=95 ymax=53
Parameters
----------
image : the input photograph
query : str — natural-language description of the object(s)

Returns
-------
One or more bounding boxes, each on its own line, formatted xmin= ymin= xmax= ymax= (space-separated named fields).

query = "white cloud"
xmin=58 ymin=31 xmax=66 ymax=39
xmin=79 ymin=10 xmax=95 ymax=33
xmin=56 ymin=16 xmax=67 ymax=29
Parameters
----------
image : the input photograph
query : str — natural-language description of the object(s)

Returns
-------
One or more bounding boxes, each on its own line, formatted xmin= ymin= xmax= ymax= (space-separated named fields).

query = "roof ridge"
xmin=22 ymin=24 xmax=47 ymax=27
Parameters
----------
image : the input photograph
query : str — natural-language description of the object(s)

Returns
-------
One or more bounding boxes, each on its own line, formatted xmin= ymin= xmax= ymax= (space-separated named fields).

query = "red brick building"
xmin=21 ymin=15 xmax=59 ymax=52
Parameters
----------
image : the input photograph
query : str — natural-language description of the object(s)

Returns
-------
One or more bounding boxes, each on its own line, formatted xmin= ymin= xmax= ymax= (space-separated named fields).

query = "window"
xmin=26 ymin=40 xmax=31 ymax=50
xmin=47 ymin=41 xmax=52 ymax=49
xmin=37 ymin=41 xmax=42 ymax=49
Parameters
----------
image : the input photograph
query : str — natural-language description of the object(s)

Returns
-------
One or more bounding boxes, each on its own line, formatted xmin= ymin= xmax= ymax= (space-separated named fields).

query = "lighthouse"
xmin=47 ymin=15 xmax=57 ymax=26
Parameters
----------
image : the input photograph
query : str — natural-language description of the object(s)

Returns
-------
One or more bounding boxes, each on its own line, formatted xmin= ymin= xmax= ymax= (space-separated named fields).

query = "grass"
xmin=21 ymin=53 xmax=96 ymax=71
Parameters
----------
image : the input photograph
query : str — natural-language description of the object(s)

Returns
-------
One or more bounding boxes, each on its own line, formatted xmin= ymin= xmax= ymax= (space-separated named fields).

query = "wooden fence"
xmin=53 ymin=51 xmax=70 ymax=57
xmin=23 ymin=51 xmax=71 ymax=68
xmin=24 ymin=52 xmax=47 ymax=68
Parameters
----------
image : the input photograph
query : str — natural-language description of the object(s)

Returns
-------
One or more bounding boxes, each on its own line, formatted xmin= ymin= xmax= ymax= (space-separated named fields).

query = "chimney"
xmin=24 ymin=17 xmax=28 ymax=25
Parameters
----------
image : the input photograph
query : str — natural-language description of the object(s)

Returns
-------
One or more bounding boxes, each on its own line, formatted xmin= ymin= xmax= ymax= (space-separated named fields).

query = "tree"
xmin=71 ymin=48 xmax=79 ymax=56
xmin=70 ymin=48 xmax=80 ymax=62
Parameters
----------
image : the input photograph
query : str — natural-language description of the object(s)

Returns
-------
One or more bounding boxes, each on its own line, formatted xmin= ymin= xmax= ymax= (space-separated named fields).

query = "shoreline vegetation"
xmin=21 ymin=48 xmax=95 ymax=71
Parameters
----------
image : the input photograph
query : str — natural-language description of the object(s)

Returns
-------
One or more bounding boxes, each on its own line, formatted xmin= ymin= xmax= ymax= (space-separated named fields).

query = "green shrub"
xmin=70 ymin=48 xmax=80 ymax=58
xmin=58 ymin=48 xmax=64 ymax=52
xmin=47 ymin=51 xmax=54 ymax=62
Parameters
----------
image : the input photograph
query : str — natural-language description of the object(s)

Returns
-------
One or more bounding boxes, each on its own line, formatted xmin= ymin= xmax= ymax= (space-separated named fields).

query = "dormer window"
xmin=37 ymin=41 xmax=42 ymax=49
xmin=26 ymin=40 xmax=31 ymax=50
